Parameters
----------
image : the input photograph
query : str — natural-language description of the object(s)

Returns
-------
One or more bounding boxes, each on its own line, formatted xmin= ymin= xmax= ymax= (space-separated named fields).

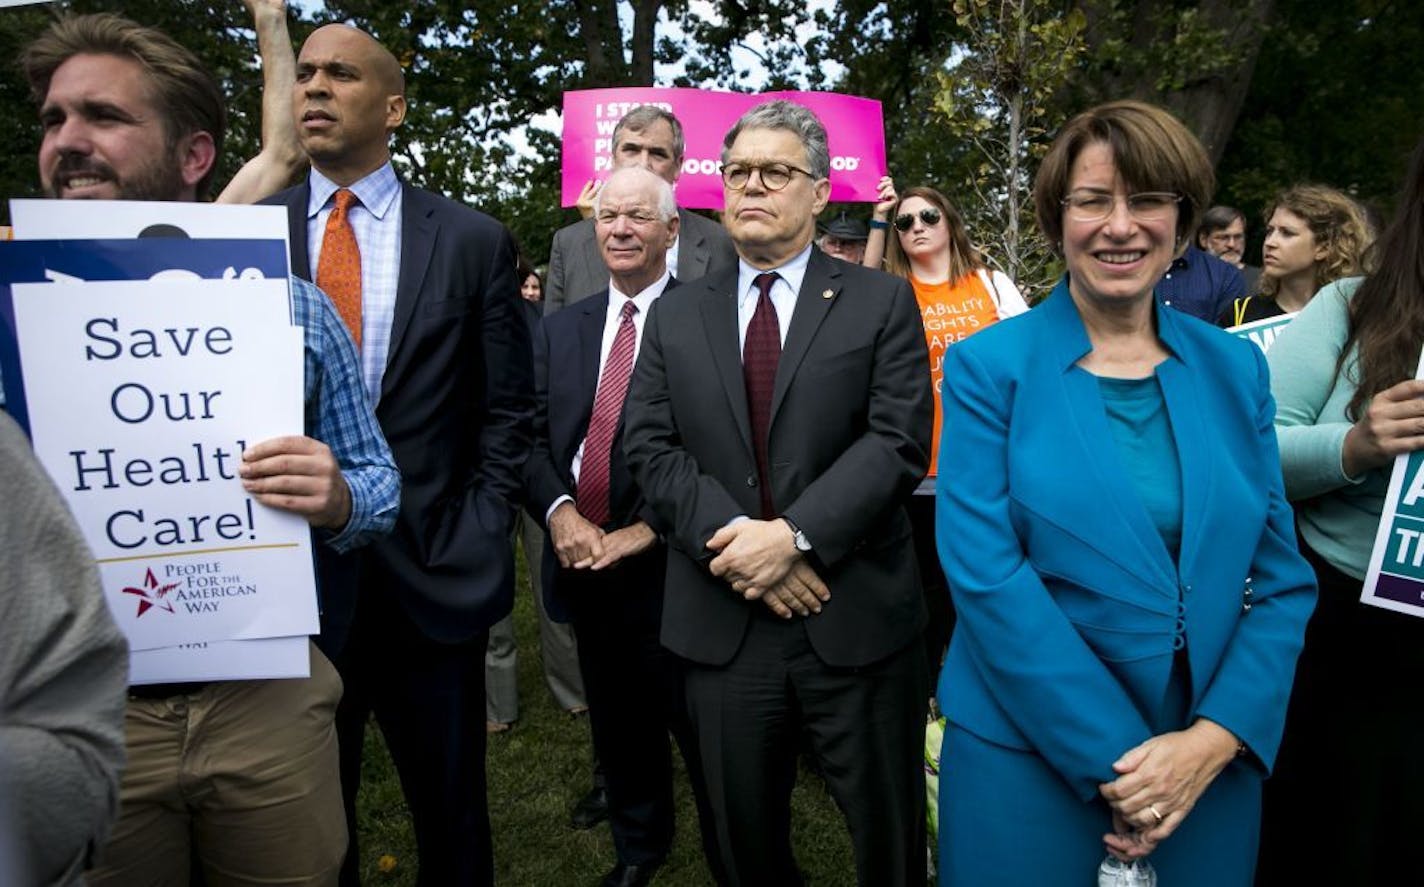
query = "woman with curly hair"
xmin=1219 ymin=184 xmax=1373 ymax=327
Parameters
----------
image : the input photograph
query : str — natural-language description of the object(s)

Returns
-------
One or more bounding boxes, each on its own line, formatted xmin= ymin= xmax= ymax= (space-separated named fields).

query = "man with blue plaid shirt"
xmin=23 ymin=13 xmax=399 ymax=886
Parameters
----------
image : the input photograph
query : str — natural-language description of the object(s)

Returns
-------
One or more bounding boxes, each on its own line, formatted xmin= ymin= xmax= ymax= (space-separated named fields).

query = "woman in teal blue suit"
xmin=934 ymin=101 xmax=1316 ymax=885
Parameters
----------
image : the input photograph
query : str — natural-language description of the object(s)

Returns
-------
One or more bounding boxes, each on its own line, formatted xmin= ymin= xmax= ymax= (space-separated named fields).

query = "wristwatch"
xmin=782 ymin=516 xmax=812 ymax=552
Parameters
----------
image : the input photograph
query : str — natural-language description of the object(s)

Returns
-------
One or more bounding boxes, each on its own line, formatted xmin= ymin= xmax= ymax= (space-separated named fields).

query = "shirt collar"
xmin=608 ymin=268 xmax=671 ymax=316
xmin=736 ymin=242 xmax=814 ymax=305
xmin=307 ymin=162 xmax=400 ymax=221
xmin=1043 ymin=274 xmax=1189 ymax=370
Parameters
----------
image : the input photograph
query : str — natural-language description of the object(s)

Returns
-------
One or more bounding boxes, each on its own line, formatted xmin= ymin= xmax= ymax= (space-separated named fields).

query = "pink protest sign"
xmin=560 ymin=88 xmax=887 ymax=210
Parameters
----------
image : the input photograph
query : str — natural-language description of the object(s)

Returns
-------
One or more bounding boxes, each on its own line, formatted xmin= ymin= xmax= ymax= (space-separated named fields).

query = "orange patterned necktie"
xmin=316 ymin=188 xmax=363 ymax=347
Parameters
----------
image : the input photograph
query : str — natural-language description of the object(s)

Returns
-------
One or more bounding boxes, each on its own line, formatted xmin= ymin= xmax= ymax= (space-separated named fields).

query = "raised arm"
xmin=861 ymin=175 xmax=896 ymax=269
xmin=217 ymin=0 xmax=306 ymax=205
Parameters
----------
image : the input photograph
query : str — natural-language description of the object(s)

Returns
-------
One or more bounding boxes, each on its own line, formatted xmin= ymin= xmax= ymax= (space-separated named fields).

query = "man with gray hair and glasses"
xmin=546 ymin=105 xmax=737 ymax=315
xmin=624 ymin=99 xmax=932 ymax=886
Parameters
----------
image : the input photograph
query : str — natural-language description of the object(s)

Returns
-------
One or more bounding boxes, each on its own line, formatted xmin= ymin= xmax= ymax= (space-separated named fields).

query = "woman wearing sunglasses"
xmin=859 ymin=180 xmax=1030 ymax=691
xmin=933 ymin=100 xmax=1315 ymax=885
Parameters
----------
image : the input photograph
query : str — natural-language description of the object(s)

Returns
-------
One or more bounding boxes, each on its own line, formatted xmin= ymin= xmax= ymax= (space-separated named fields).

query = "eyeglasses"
xmin=893 ymin=208 xmax=942 ymax=231
xmin=1061 ymin=190 xmax=1181 ymax=222
xmin=721 ymin=162 xmax=814 ymax=192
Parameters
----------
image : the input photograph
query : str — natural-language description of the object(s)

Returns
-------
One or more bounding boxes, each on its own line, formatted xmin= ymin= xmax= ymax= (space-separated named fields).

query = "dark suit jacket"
xmin=545 ymin=210 xmax=736 ymax=315
xmin=524 ymin=282 xmax=674 ymax=622
xmin=624 ymin=248 xmax=932 ymax=668
xmin=268 ymin=181 xmax=534 ymax=643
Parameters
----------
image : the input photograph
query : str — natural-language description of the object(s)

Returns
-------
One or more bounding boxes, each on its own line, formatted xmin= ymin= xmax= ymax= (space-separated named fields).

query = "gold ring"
xmin=1148 ymin=805 xmax=1164 ymax=824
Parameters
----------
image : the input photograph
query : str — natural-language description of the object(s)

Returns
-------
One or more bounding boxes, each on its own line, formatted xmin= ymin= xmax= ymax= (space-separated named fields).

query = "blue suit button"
xmin=1171 ymin=634 xmax=1186 ymax=651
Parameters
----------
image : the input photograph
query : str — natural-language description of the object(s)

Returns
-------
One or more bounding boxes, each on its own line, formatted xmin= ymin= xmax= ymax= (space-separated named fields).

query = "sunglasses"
xmin=893 ymin=207 xmax=942 ymax=231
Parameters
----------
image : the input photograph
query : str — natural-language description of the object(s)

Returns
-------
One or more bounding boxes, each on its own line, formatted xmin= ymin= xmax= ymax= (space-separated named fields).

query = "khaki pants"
xmin=88 ymin=642 xmax=346 ymax=886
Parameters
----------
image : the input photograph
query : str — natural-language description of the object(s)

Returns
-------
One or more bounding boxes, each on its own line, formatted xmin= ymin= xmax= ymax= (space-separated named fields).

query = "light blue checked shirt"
xmin=290 ymin=275 xmax=400 ymax=552
xmin=307 ymin=162 xmax=403 ymax=406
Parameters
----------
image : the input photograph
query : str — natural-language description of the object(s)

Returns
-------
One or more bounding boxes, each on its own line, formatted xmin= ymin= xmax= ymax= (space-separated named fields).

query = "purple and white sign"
xmin=560 ymin=87 xmax=887 ymax=210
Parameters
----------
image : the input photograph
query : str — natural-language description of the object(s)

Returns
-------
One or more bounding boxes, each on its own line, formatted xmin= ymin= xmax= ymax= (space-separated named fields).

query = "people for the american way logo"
xmin=122 ymin=567 xmax=178 ymax=617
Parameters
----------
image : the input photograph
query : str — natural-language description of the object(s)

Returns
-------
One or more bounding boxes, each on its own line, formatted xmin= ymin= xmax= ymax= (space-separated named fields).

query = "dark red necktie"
xmin=577 ymin=299 xmax=639 ymax=526
xmin=743 ymin=272 xmax=781 ymax=518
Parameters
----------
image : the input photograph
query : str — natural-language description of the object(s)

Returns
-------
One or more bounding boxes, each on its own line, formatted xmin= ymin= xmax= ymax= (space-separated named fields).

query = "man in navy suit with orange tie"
xmin=525 ymin=166 xmax=718 ymax=887
xmin=267 ymin=24 xmax=532 ymax=886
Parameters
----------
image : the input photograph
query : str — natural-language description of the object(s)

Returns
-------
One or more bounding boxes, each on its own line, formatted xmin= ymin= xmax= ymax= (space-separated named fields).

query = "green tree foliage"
xmin=934 ymin=0 xmax=1088 ymax=297
xmin=1074 ymin=0 xmax=1274 ymax=163
xmin=4 ymin=0 xmax=1420 ymax=275
xmin=1215 ymin=0 xmax=1424 ymax=249
xmin=811 ymin=0 xmax=974 ymax=219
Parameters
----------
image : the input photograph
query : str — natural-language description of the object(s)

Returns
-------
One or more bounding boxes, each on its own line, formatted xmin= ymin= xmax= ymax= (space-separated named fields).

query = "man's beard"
xmin=48 ymin=149 xmax=189 ymax=201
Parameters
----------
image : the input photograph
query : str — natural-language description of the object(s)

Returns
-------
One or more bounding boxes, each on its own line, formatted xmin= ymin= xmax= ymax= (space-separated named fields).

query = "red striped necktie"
xmin=577 ymin=299 xmax=639 ymax=526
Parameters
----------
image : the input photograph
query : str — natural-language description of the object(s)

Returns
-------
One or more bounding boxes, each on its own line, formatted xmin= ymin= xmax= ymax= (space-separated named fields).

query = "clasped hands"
xmin=547 ymin=502 xmax=656 ymax=571
xmin=705 ymin=519 xmax=829 ymax=619
xmin=1097 ymin=719 xmax=1240 ymax=861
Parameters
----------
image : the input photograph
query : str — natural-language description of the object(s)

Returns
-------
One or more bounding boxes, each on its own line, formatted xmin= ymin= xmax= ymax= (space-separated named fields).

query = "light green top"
xmin=1267 ymin=276 xmax=1380 ymax=579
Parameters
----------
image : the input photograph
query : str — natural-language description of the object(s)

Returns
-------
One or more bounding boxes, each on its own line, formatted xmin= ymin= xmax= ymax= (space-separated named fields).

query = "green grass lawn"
xmin=347 ymin=553 xmax=876 ymax=886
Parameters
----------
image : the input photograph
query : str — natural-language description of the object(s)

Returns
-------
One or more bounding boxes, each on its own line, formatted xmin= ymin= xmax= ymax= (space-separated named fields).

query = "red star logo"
xmin=122 ymin=568 xmax=179 ymax=617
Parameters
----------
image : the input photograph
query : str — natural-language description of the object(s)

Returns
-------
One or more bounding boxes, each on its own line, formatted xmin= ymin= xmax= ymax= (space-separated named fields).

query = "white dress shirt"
xmin=736 ymin=243 xmax=812 ymax=352
xmin=546 ymin=269 xmax=670 ymax=523
xmin=307 ymin=162 xmax=403 ymax=406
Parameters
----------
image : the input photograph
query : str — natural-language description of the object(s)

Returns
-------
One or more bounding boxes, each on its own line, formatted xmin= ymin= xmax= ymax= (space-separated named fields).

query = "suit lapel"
xmin=1155 ymin=318 xmax=1212 ymax=580
xmin=581 ymin=222 xmax=605 ymax=286
xmin=700 ymin=272 xmax=754 ymax=454
xmin=385 ymin=185 xmax=435 ymax=395
xmin=286 ymin=185 xmax=312 ymax=281
xmin=769 ymin=250 xmax=839 ymax=424
xmin=575 ymin=296 xmax=605 ymax=428
xmin=1060 ymin=367 xmax=1180 ymax=594
xmin=1035 ymin=284 xmax=1179 ymax=594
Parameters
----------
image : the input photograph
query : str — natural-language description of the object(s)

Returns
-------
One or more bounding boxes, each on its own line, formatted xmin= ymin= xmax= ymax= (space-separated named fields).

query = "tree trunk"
xmin=629 ymin=0 xmax=662 ymax=85
xmin=1159 ymin=0 xmax=1274 ymax=164
xmin=1080 ymin=0 xmax=1275 ymax=165
xmin=574 ymin=0 xmax=630 ymax=84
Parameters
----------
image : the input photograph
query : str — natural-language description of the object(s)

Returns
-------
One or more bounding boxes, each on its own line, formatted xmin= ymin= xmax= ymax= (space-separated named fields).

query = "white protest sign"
xmin=11 ymin=199 xmax=290 ymax=247
xmin=1227 ymin=311 xmax=1298 ymax=354
xmin=129 ymin=636 xmax=311 ymax=684
xmin=10 ymin=278 xmax=317 ymax=650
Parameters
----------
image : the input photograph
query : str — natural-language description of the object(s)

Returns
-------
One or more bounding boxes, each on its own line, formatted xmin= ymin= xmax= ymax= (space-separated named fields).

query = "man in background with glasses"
xmin=624 ymin=100 xmax=932 ymax=886
xmin=1144 ymin=191 xmax=1247 ymax=321
xmin=1197 ymin=205 xmax=1262 ymax=296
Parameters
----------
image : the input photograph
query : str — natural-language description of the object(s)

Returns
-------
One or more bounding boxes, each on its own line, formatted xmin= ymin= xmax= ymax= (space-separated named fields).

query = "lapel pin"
xmin=822 ymin=289 xmax=834 ymax=300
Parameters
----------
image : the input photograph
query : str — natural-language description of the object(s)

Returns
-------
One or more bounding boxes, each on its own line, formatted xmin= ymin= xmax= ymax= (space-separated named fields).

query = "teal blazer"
xmin=935 ymin=278 xmax=1316 ymax=802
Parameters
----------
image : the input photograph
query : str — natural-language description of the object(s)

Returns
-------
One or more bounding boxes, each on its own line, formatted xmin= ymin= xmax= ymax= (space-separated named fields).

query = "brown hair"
xmin=1034 ymin=100 xmax=1213 ymax=254
xmin=1341 ymin=139 xmax=1424 ymax=421
xmin=22 ymin=13 xmax=226 ymax=198
xmin=884 ymin=185 xmax=981 ymax=283
xmin=1196 ymin=205 xmax=1246 ymax=248
xmin=1259 ymin=184 xmax=1374 ymax=299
